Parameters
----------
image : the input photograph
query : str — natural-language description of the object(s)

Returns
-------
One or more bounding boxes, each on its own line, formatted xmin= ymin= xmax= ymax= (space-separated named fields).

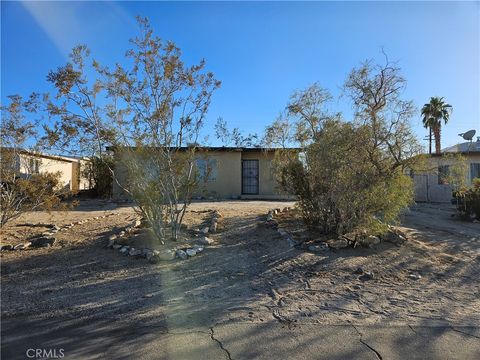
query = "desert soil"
xmin=1 ymin=200 xmax=479 ymax=332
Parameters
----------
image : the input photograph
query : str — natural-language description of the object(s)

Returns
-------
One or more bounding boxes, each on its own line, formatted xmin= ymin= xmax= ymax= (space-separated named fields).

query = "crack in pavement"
xmin=450 ymin=327 xmax=480 ymax=339
xmin=408 ymin=324 xmax=417 ymax=334
xmin=352 ymin=325 xmax=383 ymax=360
xmin=210 ymin=327 xmax=233 ymax=360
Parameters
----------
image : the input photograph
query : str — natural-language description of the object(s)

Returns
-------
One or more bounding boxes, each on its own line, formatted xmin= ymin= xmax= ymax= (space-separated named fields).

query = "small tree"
xmin=44 ymin=17 xmax=220 ymax=242
xmin=0 ymin=95 xmax=68 ymax=227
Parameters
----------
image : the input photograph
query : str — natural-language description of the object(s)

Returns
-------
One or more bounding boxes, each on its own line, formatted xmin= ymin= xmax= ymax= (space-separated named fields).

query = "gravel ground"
xmin=1 ymin=200 xmax=479 ymax=329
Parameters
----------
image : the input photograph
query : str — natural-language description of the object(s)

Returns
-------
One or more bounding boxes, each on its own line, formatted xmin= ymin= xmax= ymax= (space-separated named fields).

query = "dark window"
xmin=471 ymin=163 xmax=480 ymax=182
xmin=29 ymin=158 xmax=40 ymax=174
xmin=438 ymin=165 xmax=450 ymax=185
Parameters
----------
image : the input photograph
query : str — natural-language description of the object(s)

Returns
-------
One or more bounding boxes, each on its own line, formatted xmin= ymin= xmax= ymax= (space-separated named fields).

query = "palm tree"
xmin=421 ymin=97 xmax=452 ymax=154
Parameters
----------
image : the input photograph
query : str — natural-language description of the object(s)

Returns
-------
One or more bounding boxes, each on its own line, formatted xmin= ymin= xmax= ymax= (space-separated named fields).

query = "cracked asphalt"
xmin=3 ymin=318 xmax=479 ymax=359
xmin=1 ymin=201 xmax=479 ymax=359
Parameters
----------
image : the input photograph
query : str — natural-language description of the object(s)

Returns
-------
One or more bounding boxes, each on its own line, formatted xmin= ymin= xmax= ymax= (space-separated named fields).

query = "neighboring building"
xmin=111 ymin=147 xmax=297 ymax=200
xmin=412 ymin=139 xmax=480 ymax=203
xmin=2 ymin=148 xmax=90 ymax=192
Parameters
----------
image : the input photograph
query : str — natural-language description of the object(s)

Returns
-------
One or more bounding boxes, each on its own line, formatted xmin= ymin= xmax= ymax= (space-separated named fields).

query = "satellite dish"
xmin=458 ymin=129 xmax=476 ymax=141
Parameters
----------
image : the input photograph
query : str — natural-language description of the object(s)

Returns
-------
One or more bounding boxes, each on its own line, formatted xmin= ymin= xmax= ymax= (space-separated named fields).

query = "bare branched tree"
xmin=214 ymin=117 xmax=259 ymax=147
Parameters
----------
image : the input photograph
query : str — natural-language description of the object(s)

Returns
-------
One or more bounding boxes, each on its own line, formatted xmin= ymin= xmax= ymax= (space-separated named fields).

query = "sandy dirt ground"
xmin=1 ymin=199 xmax=479 ymax=358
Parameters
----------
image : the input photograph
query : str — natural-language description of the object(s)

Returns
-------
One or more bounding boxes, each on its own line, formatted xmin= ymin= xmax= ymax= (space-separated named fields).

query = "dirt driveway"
xmin=1 ymin=200 xmax=479 ymax=359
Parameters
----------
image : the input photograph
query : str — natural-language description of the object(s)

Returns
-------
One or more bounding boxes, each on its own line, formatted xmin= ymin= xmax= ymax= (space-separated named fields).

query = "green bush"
xmin=454 ymin=178 xmax=480 ymax=221
xmin=82 ymin=156 xmax=114 ymax=198
xmin=278 ymin=120 xmax=414 ymax=236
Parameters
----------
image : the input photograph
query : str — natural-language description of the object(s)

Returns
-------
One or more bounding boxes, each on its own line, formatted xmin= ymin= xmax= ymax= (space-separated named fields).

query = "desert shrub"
xmin=267 ymin=58 xmax=422 ymax=237
xmin=454 ymin=178 xmax=480 ymax=221
xmin=279 ymin=120 xmax=414 ymax=235
xmin=0 ymin=171 xmax=68 ymax=227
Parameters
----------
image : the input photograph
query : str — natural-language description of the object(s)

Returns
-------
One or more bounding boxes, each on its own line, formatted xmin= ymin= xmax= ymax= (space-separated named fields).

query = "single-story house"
xmin=412 ymin=140 xmax=480 ymax=203
xmin=1 ymin=148 xmax=90 ymax=192
xmin=111 ymin=146 xmax=297 ymax=200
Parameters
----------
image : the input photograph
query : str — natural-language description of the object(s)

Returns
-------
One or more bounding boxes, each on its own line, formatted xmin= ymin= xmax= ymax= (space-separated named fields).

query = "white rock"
xmin=409 ymin=273 xmax=422 ymax=280
xmin=112 ymin=244 xmax=122 ymax=249
xmin=158 ymin=249 xmax=176 ymax=261
xmin=119 ymin=246 xmax=130 ymax=254
xmin=186 ymin=248 xmax=197 ymax=257
xmin=13 ymin=242 xmax=31 ymax=250
xmin=192 ymin=245 xmax=204 ymax=253
xmin=108 ymin=234 xmax=118 ymax=241
xmin=133 ymin=219 xmax=142 ymax=228
xmin=176 ymin=249 xmax=188 ymax=260
xmin=198 ymin=236 xmax=214 ymax=245
xmin=200 ymin=226 xmax=209 ymax=234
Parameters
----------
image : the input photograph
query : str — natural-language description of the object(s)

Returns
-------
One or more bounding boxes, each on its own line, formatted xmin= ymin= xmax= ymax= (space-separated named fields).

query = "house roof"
xmin=1 ymin=147 xmax=83 ymax=163
xmin=441 ymin=141 xmax=480 ymax=154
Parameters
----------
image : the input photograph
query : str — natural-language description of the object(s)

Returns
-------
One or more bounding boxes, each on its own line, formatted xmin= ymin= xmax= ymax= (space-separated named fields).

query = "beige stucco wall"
xmin=18 ymin=154 xmax=76 ymax=191
xmin=78 ymin=159 xmax=92 ymax=190
xmin=195 ymin=151 xmax=242 ymax=199
xmin=112 ymin=149 xmax=288 ymax=200
xmin=413 ymin=154 xmax=480 ymax=203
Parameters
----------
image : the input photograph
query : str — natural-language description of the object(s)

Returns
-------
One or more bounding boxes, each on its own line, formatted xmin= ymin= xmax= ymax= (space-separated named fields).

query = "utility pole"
xmin=423 ymin=128 xmax=433 ymax=154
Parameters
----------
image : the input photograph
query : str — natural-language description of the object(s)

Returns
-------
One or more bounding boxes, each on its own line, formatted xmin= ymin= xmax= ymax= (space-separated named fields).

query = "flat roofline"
xmin=106 ymin=146 xmax=301 ymax=152
xmin=1 ymin=147 xmax=82 ymax=163
xmin=428 ymin=152 xmax=480 ymax=157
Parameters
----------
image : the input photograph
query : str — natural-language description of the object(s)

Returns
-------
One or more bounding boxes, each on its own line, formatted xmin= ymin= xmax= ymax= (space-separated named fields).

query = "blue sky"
xmin=2 ymin=1 xmax=479 ymax=149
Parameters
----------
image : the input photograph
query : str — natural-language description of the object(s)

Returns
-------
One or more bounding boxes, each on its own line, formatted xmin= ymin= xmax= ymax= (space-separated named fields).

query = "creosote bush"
xmin=279 ymin=120 xmax=413 ymax=235
xmin=266 ymin=56 xmax=422 ymax=237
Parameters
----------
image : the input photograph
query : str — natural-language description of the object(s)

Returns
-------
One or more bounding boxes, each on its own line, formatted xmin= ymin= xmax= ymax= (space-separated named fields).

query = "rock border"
xmin=264 ymin=207 xmax=298 ymax=247
xmin=105 ymin=216 xmax=218 ymax=264
xmin=264 ymin=207 xmax=408 ymax=252
xmin=1 ymin=213 xmax=123 ymax=252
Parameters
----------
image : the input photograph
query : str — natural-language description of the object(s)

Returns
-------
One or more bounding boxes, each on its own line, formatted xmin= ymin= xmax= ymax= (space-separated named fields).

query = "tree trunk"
xmin=433 ymin=125 xmax=442 ymax=154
